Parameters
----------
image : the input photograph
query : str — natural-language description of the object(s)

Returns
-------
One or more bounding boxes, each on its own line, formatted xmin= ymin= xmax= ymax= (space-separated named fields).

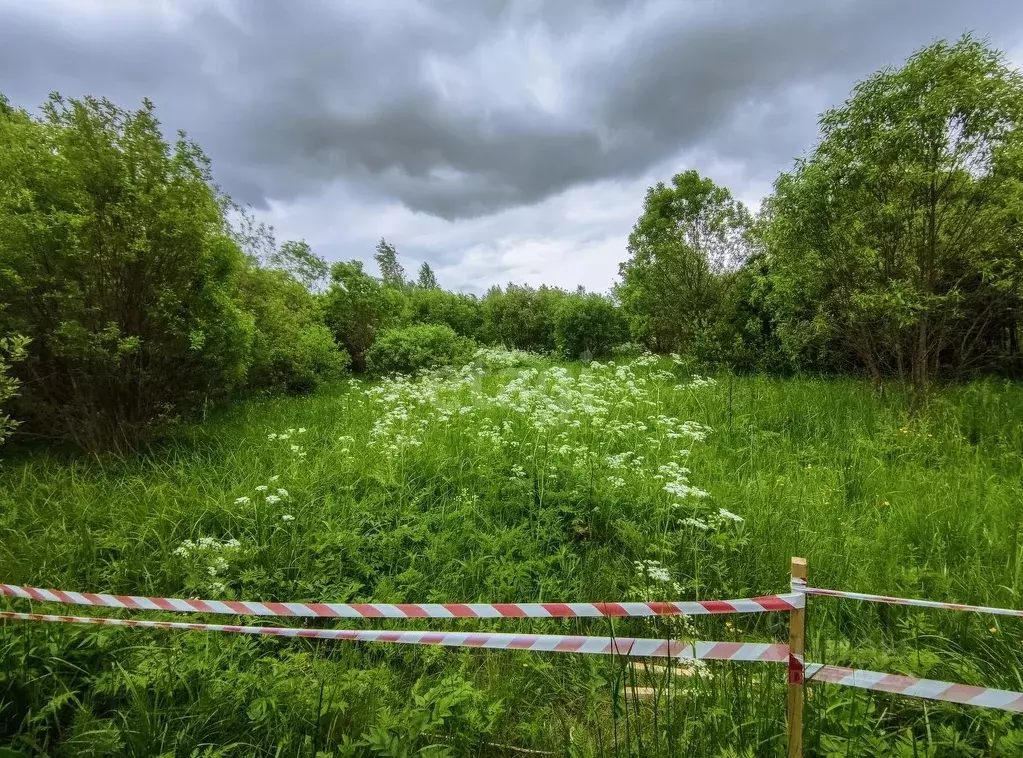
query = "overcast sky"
xmin=3 ymin=1 xmax=1022 ymax=293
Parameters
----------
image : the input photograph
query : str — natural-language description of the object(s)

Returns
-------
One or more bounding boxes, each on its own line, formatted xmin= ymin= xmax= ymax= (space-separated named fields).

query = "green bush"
xmin=403 ymin=287 xmax=483 ymax=339
xmin=237 ymin=267 xmax=346 ymax=394
xmin=366 ymin=324 xmax=477 ymax=374
xmin=553 ymin=293 xmax=627 ymax=359
xmin=0 ymin=95 xmax=254 ymax=453
xmin=480 ymin=284 xmax=564 ymax=352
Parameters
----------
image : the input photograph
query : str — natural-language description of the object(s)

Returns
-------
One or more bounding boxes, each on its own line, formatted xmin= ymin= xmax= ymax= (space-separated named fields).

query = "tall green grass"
xmin=1 ymin=362 xmax=1021 ymax=756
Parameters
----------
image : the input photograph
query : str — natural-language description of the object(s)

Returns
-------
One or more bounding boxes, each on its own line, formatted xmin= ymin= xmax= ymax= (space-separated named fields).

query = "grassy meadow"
xmin=2 ymin=352 xmax=1023 ymax=756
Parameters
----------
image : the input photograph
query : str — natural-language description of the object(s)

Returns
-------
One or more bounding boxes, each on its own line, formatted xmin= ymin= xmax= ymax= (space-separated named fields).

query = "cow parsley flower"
xmin=634 ymin=559 xmax=671 ymax=583
xmin=265 ymin=494 xmax=281 ymax=505
xmin=234 ymin=496 xmax=250 ymax=505
xmin=281 ymin=514 xmax=295 ymax=522
xmin=255 ymin=485 xmax=268 ymax=492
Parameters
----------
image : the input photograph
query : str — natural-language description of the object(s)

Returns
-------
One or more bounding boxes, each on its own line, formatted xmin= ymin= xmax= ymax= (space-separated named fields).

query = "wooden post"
xmin=787 ymin=557 xmax=807 ymax=758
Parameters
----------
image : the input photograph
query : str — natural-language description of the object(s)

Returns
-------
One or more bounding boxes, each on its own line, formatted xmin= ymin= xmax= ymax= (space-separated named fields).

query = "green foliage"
xmin=402 ymin=287 xmax=482 ymax=339
xmin=0 ymin=334 xmax=29 ymax=445
xmin=3 ymin=366 xmax=1023 ymax=754
xmin=365 ymin=323 xmax=476 ymax=374
xmin=480 ymin=284 xmax=565 ymax=352
xmin=553 ymin=293 xmax=626 ymax=359
xmin=268 ymin=239 xmax=329 ymax=292
xmin=0 ymin=94 xmax=253 ymax=452
xmin=237 ymin=267 xmax=346 ymax=394
xmin=375 ymin=238 xmax=406 ymax=288
xmin=618 ymin=170 xmax=752 ymax=353
xmin=322 ymin=260 xmax=397 ymax=372
xmin=416 ymin=262 xmax=439 ymax=290
xmin=761 ymin=35 xmax=1023 ymax=389
xmin=699 ymin=255 xmax=788 ymax=374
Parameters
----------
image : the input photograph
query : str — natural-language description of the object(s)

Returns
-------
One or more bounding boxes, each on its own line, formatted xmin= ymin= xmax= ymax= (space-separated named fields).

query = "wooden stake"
xmin=787 ymin=557 xmax=807 ymax=758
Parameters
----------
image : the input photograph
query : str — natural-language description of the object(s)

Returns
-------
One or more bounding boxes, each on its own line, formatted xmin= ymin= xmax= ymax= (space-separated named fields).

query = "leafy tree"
xmin=0 ymin=94 xmax=253 ymax=452
xmin=269 ymin=239 xmax=329 ymax=292
xmin=374 ymin=238 xmax=406 ymax=288
xmin=228 ymin=202 xmax=277 ymax=265
xmin=237 ymin=267 xmax=345 ymax=393
xmin=553 ymin=294 xmax=626 ymax=360
xmin=322 ymin=260 xmax=394 ymax=372
xmin=762 ymin=36 xmax=1023 ymax=391
xmin=617 ymin=170 xmax=752 ymax=352
xmin=416 ymin=261 xmax=440 ymax=289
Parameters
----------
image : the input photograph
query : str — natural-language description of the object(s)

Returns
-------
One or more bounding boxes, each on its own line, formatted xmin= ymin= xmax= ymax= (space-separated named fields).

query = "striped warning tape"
xmin=794 ymin=583 xmax=1023 ymax=618
xmin=0 ymin=611 xmax=788 ymax=661
xmin=0 ymin=583 xmax=803 ymax=618
xmin=805 ymin=663 xmax=1023 ymax=713
xmin=5 ymin=610 xmax=1023 ymax=714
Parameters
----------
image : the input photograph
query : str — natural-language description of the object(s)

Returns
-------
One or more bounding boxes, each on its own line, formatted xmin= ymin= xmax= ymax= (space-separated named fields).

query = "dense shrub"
xmin=366 ymin=324 xmax=477 ymax=374
xmin=480 ymin=284 xmax=564 ymax=352
xmin=0 ymin=95 xmax=253 ymax=453
xmin=237 ymin=268 xmax=346 ymax=393
xmin=553 ymin=293 xmax=627 ymax=359
xmin=403 ymin=287 xmax=483 ymax=339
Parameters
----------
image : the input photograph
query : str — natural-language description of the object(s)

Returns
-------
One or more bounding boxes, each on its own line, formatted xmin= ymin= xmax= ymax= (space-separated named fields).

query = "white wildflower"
xmin=265 ymin=494 xmax=281 ymax=505
xmin=276 ymin=488 xmax=289 ymax=498
xmin=233 ymin=496 xmax=250 ymax=505
xmin=717 ymin=508 xmax=744 ymax=523
xmin=281 ymin=514 xmax=295 ymax=522
xmin=255 ymin=485 xmax=268 ymax=492
xmin=680 ymin=517 xmax=709 ymax=531
xmin=634 ymin=559 xmax=671 ymax=583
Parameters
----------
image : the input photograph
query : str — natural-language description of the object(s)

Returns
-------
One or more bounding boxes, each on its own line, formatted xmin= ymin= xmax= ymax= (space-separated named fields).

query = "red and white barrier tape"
xmin=0 ymin=583 xmax=802 ymax=618
xmin=0 ymin=611 xmax=787 ymax=661
xmin=6 ymin=610 xmax=1023 ymax=714
xmin=793 ymin=580 xmax=1023 ymax=618
xmin=806 ymin=663 xmax=1023 ymax=713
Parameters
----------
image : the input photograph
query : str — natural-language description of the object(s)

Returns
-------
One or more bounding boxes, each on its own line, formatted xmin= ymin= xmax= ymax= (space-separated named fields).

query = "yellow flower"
xmin=990 ymin=626 xmax=998 ymax=634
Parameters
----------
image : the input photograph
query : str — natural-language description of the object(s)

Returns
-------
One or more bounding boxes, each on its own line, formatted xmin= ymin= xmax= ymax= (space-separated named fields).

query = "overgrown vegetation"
xmin=1 ymin=33 xmax=1023 ymax=756
xmin=2 ymin=361 xmax=1022 ymax=754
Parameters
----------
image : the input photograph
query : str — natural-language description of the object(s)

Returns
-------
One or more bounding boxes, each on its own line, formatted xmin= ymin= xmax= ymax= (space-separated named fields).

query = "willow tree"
xmin=763 ymin=36 xmax=1023 ymax=391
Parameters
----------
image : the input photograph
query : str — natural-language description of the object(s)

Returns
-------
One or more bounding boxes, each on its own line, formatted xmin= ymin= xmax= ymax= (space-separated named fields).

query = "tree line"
xmin=2 ymin=35 xmax=1021 ymax=453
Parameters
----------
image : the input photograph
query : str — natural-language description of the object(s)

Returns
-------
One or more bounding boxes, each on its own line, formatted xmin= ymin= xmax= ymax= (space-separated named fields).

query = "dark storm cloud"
xmin=2 ymin=0 xmax=1022 ymax=219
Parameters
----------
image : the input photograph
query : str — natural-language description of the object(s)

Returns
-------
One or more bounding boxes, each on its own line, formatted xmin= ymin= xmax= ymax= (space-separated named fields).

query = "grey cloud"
xmin=2 ymin=0 xmax=1022 ymax=220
